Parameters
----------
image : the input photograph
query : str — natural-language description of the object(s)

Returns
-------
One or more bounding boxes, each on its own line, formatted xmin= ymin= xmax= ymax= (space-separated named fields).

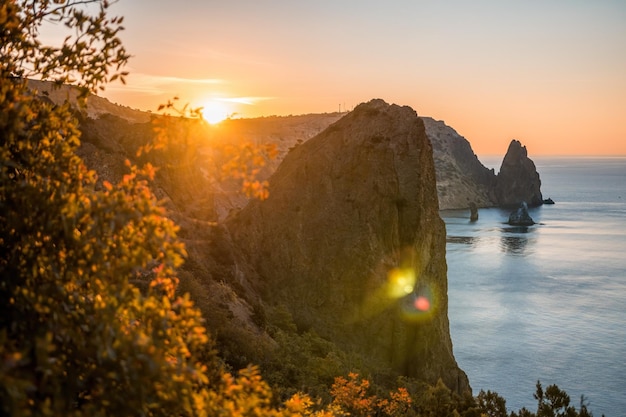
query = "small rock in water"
xmin=508 ymin=202 xmax=535 ymax=226
xmin=469 ymin=202 xmax=479 ymax=222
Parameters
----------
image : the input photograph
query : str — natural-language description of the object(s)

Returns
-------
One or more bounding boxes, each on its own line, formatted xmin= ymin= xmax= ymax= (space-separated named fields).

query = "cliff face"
xmin=495 ymin=139 xmax=543 ymax=207
xmin=422 ymin=117 xmax=496 ymax=209
xmin=27 ymin=79 xmax=150 ymax=123
xmin=212 ymin=114 xmax=543 ymax=211
xmin=28 ymin=80 xmax=543 ymax=212
xmin=422 ymin=120 xmax=545 ymax=209
xmin=34 ymin=83 xmax=543 ymax=395
xmin=58 ymin=90 xmax=470 ymax=394
xmin=227 ymin=99 xmax=469 ymax=392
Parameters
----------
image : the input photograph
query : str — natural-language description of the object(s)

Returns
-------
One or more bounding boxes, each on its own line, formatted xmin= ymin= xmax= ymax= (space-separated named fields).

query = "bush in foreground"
xmin=0 ymin=1 xmax=602 ymax=416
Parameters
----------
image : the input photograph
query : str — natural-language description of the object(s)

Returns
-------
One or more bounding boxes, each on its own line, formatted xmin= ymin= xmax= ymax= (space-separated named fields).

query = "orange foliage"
xmin=330 ymin=373 xmax=376 ymax=416
xmin=379 ymin=387 xmax=413 ymax=416
xmin=220 ymin=141 xmax=278 ymax=200
xmin=330 ymin=373 xmax=414 ymax=417
xmin=144 ymin=96 xmax=278 ymax=201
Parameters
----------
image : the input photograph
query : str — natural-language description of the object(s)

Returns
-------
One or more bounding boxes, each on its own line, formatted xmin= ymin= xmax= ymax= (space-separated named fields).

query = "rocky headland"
xmin=31 ymin=80 xmax=544 ymax=213
xmin=421 ymin=117 xmax=497 ymax=210
xmin=29 ymin=81 xmax=544 ymax=397
xmin=227 ymin=99 xmax=469 ymax=392
xmin=208 ymin=104 xmax=543 ymax=212
xmin=495 ymin=139 xmax=543 ymax=207
xmin=411 ymin=118 xmax=544 ymax=210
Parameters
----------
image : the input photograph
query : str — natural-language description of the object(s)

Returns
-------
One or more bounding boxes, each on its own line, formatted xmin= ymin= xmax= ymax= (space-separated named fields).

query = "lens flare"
xmin=400 ymin=285 xmax=437 ymax=322
xmin=414 ymin=295 xmax=430 ymax=311
xmin=386 ymin=267 xmax=416 ymax=298
xmin=347 ymin=246 xmax=435 ymax=325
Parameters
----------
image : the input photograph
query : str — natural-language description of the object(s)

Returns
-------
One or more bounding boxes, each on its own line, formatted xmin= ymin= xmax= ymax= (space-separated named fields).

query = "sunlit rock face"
xmin=495 ymin=139 xmax=543 ymax=207
xmin=422 ymin=117 xmax=497 ymax=210
xmin=228 ymin=99 xmax=470 ymax=393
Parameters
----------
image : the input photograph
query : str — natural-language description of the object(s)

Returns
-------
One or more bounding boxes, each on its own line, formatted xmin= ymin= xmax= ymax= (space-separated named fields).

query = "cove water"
xmin=443 ymin=157 xmax=626 ymax=417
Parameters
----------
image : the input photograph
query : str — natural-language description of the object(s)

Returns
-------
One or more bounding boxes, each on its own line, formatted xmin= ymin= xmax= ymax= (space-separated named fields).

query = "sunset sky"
xmin=94 ymin=1 xmax=626 ymax=156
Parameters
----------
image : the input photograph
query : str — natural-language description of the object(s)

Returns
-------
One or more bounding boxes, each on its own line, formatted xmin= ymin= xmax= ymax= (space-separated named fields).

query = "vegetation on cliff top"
xmin=0 ymin=1 xmax=600 ymax=416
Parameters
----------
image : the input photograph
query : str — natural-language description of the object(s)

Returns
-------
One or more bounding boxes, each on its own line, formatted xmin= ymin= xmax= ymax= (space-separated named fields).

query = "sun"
xmin=200 ymin=100 xmax=229 ymax=124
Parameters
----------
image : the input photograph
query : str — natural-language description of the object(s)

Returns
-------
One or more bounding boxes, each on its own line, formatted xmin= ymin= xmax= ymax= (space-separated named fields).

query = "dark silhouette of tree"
xmin=477 ymin=389 xmax=508 ymax=417
xmin=509 ymin=381 xmax=598 ymax=417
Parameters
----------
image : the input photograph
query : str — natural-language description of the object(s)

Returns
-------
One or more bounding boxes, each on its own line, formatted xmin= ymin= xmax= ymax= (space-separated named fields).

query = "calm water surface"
xmin=444 ymin=157 xmax=626 ymax=416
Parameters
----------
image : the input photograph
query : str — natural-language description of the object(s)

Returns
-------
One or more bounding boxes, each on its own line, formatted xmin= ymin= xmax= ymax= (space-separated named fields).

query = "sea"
xmin=442 ymin=156 xmax=626 ymax=417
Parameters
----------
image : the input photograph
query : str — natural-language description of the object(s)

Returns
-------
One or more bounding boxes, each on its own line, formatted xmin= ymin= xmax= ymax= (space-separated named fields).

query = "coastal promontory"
xmin=227 ymin=99 xmax=470 ymax=392
xmin=495 ymin=139 xmax=543 ymax=207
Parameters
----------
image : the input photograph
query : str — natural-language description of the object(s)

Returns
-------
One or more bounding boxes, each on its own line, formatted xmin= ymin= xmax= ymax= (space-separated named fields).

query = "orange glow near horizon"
xmin=103 ymin=84 xmax=626 ymax=157
xmin=199 ymin=100 xmax=232 ymax=124
xmin=95 ymin=1 xmax=626 ymax=157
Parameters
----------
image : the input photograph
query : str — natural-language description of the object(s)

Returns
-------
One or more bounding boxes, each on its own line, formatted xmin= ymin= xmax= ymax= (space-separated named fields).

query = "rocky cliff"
xmin=227 ymin=99 xmax=469 ymax=392
xmin=27 ymin=79 xmax=150 ymax=123
xmin=211 ymin=113 xmax=543 ymax=211
xmin=422 ymin=117 xmax=497 ymax=209
xmin=32 ymin=82 xmax=545 ymax=396
xmin=495 ymin=139 xmax=543 ymax=207
xmin=34 ymin=83 xmax=471 ymax=394
xmin=30 ymin=80 xmax=542 ymax=212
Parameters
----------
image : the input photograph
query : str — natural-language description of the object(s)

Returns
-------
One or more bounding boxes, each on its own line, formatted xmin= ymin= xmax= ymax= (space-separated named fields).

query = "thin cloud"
xmin=217 ymin=96 xmax=275 ymax=105
xmin=106 ymin=72 xmax=225 ymax=95
xmin=155 ymin=76 xmax=225 ymax=85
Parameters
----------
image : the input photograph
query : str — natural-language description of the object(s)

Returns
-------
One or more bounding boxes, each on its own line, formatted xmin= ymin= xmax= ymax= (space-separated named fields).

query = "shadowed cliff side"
xmin=227 ymin=99 xmax=470 ymax=393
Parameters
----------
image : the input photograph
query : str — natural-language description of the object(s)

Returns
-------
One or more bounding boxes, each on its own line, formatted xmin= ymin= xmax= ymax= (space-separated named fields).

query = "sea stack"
xmin=469 ymin=202 xmax=479 ymax=222
xmin=495 ymin=139 xmax=543 ymax=207
xmin=228 ymin=99 xmax=470 ymax=393
xmin=508 ymin=201 xmax=536 ymax=226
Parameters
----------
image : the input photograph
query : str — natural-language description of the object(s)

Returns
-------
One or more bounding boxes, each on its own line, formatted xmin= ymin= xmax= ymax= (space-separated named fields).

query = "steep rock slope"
xmin=422 ymin=117 xmax=496 ymax=209
xmin=227 ymin=99 xmax=470 ymax=392
xmin=29 ymin=80 xmax=542 ymax=211
xmin=220 ymin=113 xmax=543 ymax=211
xmin=62 ymin=93 xmax=470 ymax=394
xmin=215 ymin=113 xmax=344 ymax=170
xmin=495 ymin=139 xmax=543 ymax=207
xmin=27 ymin=79 xmax=150 ymax=123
